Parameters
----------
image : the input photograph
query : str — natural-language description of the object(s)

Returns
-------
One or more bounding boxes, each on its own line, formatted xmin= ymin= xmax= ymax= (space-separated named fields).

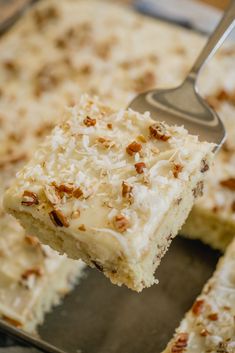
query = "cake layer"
xmin=4 ymin=96 xmax=214 ymax=291
xmin=0 ymin=0 xmax=234 ymax=250
xmin=162 ymin=238 xmax=235 ymax=353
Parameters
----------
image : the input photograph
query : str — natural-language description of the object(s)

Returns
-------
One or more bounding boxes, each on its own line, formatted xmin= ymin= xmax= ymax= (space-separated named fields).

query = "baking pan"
xmin=0 ymin=1 xmax=221 ymax=352
xmin=0 ymin=237 xmax=220 ymax=353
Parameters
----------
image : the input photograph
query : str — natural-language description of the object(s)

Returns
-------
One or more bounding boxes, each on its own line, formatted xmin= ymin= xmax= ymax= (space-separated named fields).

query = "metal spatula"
xmin=129 ymin=0 xmax=235 ymax=150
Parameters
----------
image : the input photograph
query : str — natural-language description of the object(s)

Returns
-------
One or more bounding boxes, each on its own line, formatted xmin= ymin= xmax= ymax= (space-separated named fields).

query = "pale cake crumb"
xmin=4 ymin=95 xmax=214 ymax=291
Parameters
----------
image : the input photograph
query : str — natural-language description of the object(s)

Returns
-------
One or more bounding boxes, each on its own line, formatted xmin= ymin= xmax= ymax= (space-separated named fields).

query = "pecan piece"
xmin=21 ymin=267 xmax=43 ymax=280
xmin=21 ymin=191 xmax=39 ymax=206
xmin=126 ymin=141 xmax=142 ymax=156
xmin=73 ymin=187 xmax=83 ymax=199
xmin=192 ymin=299 xmax=204 ymax=316
xmin=173 ymin=163 xmax=183 ymax=178
xmin=149 ymin=122 xmax=170 ymax=141
xmin=135 ymin=162 xmax=146 ymax=174
xmin=122 ymin=181 xmax=133 ymax=200
xmin=49 ymin=209 xmax=69 ymax=227
xmin=200 ymin=328 xmax=209 ymax=337
xmin=107 ymin=123 xmax=113 ymax=129
xmin=171 ymin=333 xmax=188 ymax=353
xmin=78 ymin=224 xmax=86 ymax=231
xmin=193 ymin=181 xmax=204 ymax=198
xmin=200 ymin=159 xmax=209 ymax=173
xmin=114 ymin=214 xmax=129 ymax=233
xmin=220 ymin=178 xmax=235 ymax=191
xmin=231 ymin=201 xmax=235 ymax=212
xmin=54 ymin=183 xmax=74 ymax=194
xmin=83 ymin=116 xmax=96 ymax=127
xmin=208 ymin=313 xmax=218 ymax=321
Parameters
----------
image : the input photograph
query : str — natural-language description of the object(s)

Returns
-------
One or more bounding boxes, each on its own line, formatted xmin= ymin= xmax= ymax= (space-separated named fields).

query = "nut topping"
xmin=207 ymin=313 xmax=218 ymax=321
xmin=200 ymin=159 xmax=209 ymax=173
xmin=49 ymin=209 xmax=69 ymax=227
xmin=73 ymin=187 xmax=83 ymax=199
xmin=192 ymin=299 xmax=204 ymax=316
xmin=149 ymin=122 xmax=170 ymax=141
xmin=114 ymin=214 xmax=129 ymax=232
xmin=78 ymin=224 xmax=86 ymax=231
xmin=122 ymin=181 xmax=133 ymax=200
xmin=83 ymin=116 xmax=96 ymax=127
xmin=126 ymin=141 xmax=142 ymax=156
xmin=171 ymin=333 xmax=188 ymax=353
xmin=220 ymin=178 xmax=235 ymax=191
xmin=21 ymin=267 xmax=43 ymax=280
xmin=135 ymin=162 xmax=146 ymax=174
xmin=173 ymin=163 xmax=183 ymax=178
xmin=193 ymin=181 xmax=204 ymax=198
xmin=21 ymin=191 xmax=39 ymax=206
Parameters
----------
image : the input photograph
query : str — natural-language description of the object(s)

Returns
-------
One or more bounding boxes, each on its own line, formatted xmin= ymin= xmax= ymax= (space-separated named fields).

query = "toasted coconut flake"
xmin=21 ymin=191 xmax=39 ymax=206
xmin=49 ymin=209 xmax=69 ymax=227
xmin=25 ymin=235 xmax=40 ymax=247
xmin=2 ymin=315 xmax=22 ymax=328
xmin=200 ymin=159 xmax=209 ymax=173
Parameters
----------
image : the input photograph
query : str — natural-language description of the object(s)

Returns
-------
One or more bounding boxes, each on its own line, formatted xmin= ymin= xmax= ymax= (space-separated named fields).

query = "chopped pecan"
xmin=53 ymin=183 xmax=74 ymax=195
xmin=200 ymin=328 xmax=209 ymax=337
xmin=114 ymin=214 xmax=129 ymax=233
xmin=220 ymin=178 xmax=235 ymax=191
xmin=126 ymin=141 xmax=142 ymax=156
xmin=192 ymin=299 xmax=204 ymax=315
xmin=173 ymin=163 xmax=183 ymax=178
xmin=107 ymin=123 xmax=113 ymax=130
xmin=192 ymin=181 xmax=204 ymax=198
xmin=49 ymin=209 xmax=69 ymax=227
xmin=78 ymin=224 xmax=86 ymax=231
xmin=135 ymin=162 xmax=146 ymax=174
xmin=200 ymin=159 xmax=209 ymax=173
xmin=21 ymin=191 xmax=39 ymax=206
xmin=21 ymin=267 xmax=43 ymax=280
xmin=207 ymin=313 xmax=218 ymax=321
xmin=122 ymin=181 xmax=133 ymax=200
xmin=83 ymin=116 xmax=96 ymax=127
xmin=149 ymin=122 xmax=170 ymax=141
xmin=97 ymin=137 xmax=115 ymax=149
xmin=73 ymin=187 xmax=83 ymax=199
xmin=171 ymin=333 xmax=188 ymax=353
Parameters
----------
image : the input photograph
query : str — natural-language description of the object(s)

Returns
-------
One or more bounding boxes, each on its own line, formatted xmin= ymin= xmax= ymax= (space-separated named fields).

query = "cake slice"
xmin=162 ymin=238 xmax=235 ymax=353
xmin=4 ymin=95 xmax=214 ymax=291
xmin=0 ymin=210 xmax=85 ymax=333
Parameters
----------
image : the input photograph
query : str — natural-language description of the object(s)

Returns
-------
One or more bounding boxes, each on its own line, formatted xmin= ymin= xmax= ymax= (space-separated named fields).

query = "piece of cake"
xmin=4 ymin=95 xmax=214 ymax=291
xmin=0 ymin=211 xmax=85 ymax=333
xmin=0 ymin=0 xmax=234 ymax=252
xmin=162 ymin=238 xmax=235 ymax=353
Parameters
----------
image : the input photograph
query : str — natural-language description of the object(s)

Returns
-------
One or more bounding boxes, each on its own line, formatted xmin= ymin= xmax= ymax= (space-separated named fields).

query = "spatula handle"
xmin=188 ymin=0 xmax=235 ymax=80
